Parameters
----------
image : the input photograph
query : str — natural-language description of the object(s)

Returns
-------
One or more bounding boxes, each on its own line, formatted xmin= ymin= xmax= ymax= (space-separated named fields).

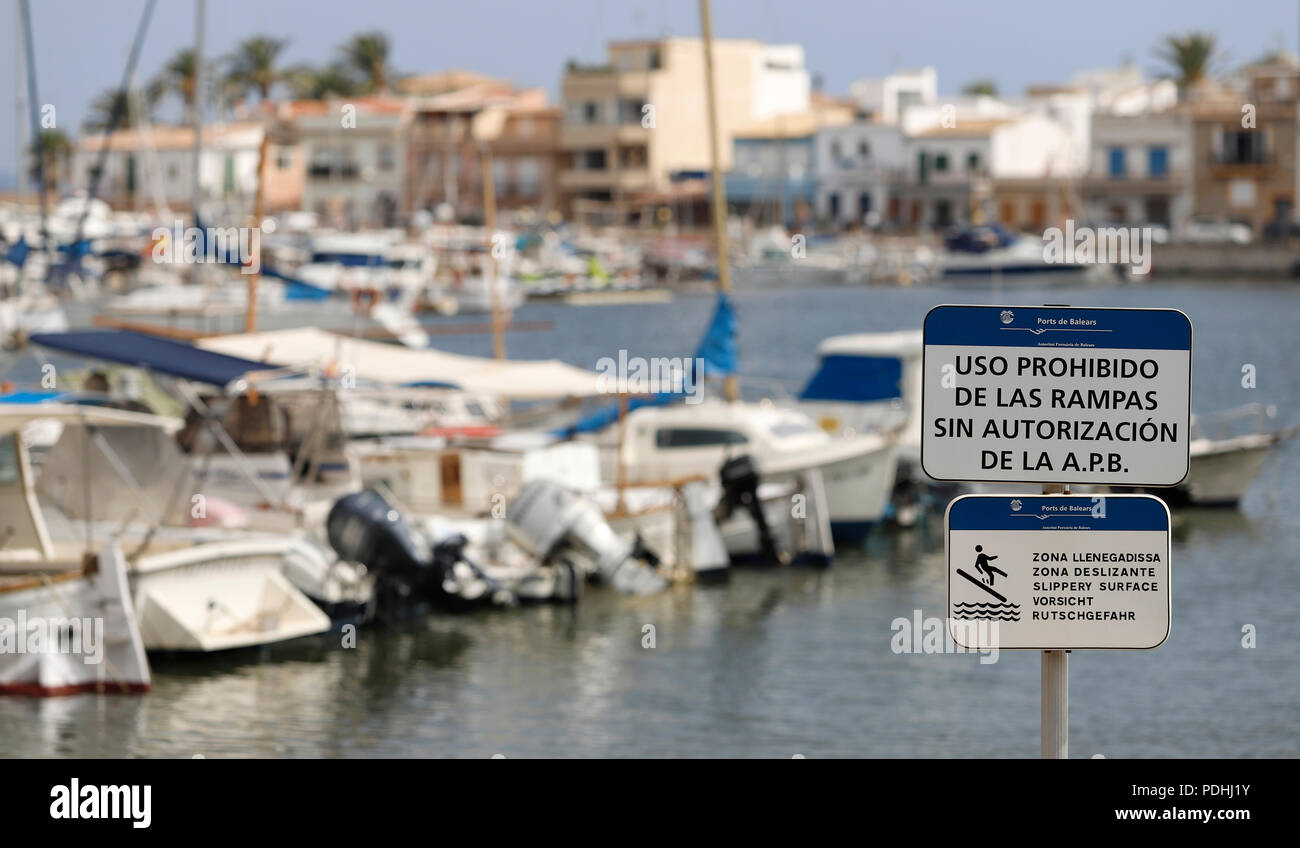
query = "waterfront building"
xmin=71 ymin=120 xmax=297 ymax=217
xmin=558 ymin=37 xmax=811 ymax=222
xmin=1185 ymin=55 xmax=1299 ymax=237
xmin=298 ymin=97 xmax=410 ymax=229
xmin=400 ymin=72 xmax=562 ymax=224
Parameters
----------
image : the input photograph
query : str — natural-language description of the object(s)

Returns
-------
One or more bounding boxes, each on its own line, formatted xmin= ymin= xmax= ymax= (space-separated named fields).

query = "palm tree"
xmin=338 ymin=31 xmax=391 ymax=94
xmin=152 ymin=47 xmax=204 ymax=119
xmin=1154 ymin=32 xmax=1220 ymax=91
xmin=225 ymin=35 xmax=289 ymax=103
xmin=961 ymin=80 xmax=998 ymax=97
xmin=284 ymin=63 xmax=361 ymax=100
xmin=28 ymin=129 xmax=72 ymax=194
xmin=83 ymin=87 xmax=155 ymax=133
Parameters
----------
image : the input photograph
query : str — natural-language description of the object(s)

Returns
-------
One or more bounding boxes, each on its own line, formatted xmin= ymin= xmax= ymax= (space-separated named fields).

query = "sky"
xmin=2 ymin=0 xmax=1297 ymax=186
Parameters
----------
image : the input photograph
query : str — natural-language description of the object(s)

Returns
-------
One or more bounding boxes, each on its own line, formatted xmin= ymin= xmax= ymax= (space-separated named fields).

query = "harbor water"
xmin=1 ymin=276 xmax=1297 ymax=757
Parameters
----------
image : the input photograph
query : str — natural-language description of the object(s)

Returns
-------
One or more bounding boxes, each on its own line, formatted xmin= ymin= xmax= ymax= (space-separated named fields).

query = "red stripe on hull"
xmin=0 ymin=681 xmax=150 ymax=697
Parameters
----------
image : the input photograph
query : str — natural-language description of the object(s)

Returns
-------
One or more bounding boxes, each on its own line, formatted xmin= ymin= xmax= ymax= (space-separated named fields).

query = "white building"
xmin=72 ymin=122 xmax=268 ymax=217
xmin=1083 ymin=111 xmax=1193 ymax=227
xmin=753 ymin=44 xmax=812 ymax=120
xmin=900 ymin=115 xmax=1075 ymax=229
xmin=814 ymin=120 xmax=905 ymax=227
xmin=850 ymin=68 xmax=937 ymax=125
xmin=298 ymin=97 xmax=411 ymax=229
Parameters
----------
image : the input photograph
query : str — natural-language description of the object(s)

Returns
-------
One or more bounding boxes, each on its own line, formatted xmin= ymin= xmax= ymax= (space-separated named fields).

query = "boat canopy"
xmin=197 ymin=327 xmax=605 ymax=400
xmin=799 ymin=332 xmax=921 ymax=403
xmin=30 ymin=330 xmax=277 ymax=388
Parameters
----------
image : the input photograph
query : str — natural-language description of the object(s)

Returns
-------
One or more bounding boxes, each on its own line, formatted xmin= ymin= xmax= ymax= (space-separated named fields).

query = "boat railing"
xmin=1189 ymin=402 xmax=1278 ymax=442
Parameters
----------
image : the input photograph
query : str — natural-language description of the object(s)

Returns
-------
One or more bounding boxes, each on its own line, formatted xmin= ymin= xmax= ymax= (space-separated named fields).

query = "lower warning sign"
xmin=945 ymin=494 xmax=1171 ymax=650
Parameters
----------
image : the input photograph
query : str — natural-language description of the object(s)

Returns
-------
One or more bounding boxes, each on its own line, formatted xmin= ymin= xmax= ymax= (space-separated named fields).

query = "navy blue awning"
xmin=799 ymin=354 xmax=903 ymax=403
xmin=29 ymin=330 xmax=278 ymax=387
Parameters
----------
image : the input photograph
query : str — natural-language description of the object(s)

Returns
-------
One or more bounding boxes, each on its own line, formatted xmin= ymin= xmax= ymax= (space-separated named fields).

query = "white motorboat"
xmin=6 ymin=403 xmax=361 ymax=656
xmin=603 ymin=400 xmax=897 ymax=541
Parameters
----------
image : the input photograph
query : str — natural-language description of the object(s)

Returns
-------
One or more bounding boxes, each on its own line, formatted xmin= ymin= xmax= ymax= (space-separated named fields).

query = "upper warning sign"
xmin=921 ymin=305 xmax=1192 ymax=486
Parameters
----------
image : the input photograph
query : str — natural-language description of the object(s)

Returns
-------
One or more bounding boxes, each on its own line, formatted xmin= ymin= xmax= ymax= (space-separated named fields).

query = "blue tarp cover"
xmin=799 ymin=354 xmax=902 ymax=403
xmin=29 ymin=330 xmax=278 ymax=387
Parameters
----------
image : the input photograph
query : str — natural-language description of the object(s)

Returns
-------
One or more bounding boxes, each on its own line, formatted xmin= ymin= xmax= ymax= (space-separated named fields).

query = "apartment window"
xmin=828 ymin=192 xmax=840 ymax=219
xmin=1219 ymin=130 xmax=1266 ymax=165
xmin=1148 ymin=147 xmax=1168 ymax=178
xmin=933 ymin=198 xmax=953 ymax=226
xmin=1145 ymin=197 xmax=1170 ymax=225
xmin=1229 ymin=178 xmax=1256 ymax=208
xmin=896 ymin=90 xmax=923 ymax=119
xmin=618 ymin=99 xmax=645 ymax=124
xmin=493 ymin=157 xmax=510 ymax=193
xmin=619 ymin=145 xmax=647 ymax=168
xmin=378 ymin=144 xmax=396 ymax=172
xmin=831 ymin=140 xmax=843 ymax=161
xmin=934 ymin=153 xmax=949 ymax=172
xmin=583 ymin=101 xmax=600 ymax=123
xmin=858 ymin=140 xmax=870 ymax=159
xmin=1108 ymin=147 xmax=1126 ymax=177
xmin=648 ymin=48 xmax=661 ymax=70
xmin=859 ymin=192 xmax=872 ymax=217
xmin=578 ymin=149 xmax=607 ymax=171
xmin=967 ymin=152 xmax=981 ymax=174
xmin=516 ymin=157 xmax=541 ymax=195
xmin=275 ymin=147 xmax=292 ymax=170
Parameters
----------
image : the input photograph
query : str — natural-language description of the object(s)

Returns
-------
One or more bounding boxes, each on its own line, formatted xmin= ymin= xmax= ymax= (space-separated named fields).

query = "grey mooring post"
xmin=1041 ymin=482 xmax=1068 ymax=758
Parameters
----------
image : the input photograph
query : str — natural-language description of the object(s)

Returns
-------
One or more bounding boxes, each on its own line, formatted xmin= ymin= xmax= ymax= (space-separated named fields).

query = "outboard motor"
xmin=506 ymin=479 xmax=667 ymax=595
xmin=327 ymin=488 xmax=512 ymax=612
xmin=715 ymin=454 xmax=788 ymax=565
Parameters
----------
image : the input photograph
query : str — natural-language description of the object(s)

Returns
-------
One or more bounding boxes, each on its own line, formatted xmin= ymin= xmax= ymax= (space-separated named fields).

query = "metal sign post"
xmin=1042 ymin=649 xmax=1068 ymax=759
xmin=1041 ymin=482 xmax=1067 ymax=760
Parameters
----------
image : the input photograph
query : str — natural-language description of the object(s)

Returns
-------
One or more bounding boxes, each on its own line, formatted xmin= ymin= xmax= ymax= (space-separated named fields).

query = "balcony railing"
xmin=308 ymin=163 xmax=361 ymax=180
xmin=1211 ymin=151 xmax=1271 ymax=166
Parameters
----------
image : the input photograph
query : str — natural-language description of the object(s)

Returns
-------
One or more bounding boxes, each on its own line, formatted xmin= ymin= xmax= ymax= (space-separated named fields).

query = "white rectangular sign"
xmin=946 ymin=494 xmax=1171 ymax=650
xmin=922 ymin=305 xmax=1192 ymax=486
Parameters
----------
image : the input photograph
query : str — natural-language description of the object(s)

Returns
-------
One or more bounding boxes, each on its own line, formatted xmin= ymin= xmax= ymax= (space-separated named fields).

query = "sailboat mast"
xmin=14 ymin=1 xmax=27 ymax=207
xmin=698 ymin=0 xmax=738 ymax=402
xmin=190 ymin=0 xmax=205 ymax=285
xmin=18 ymin=0 xmax=49 ymax=263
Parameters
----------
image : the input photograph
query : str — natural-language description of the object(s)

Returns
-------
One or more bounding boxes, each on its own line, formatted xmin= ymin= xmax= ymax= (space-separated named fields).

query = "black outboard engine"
xmin=328 ymin=490 xmax=435 ymax=580
xmin=715 ymin=454 xmax=788 ymax=565
xmin=327 ymin=489 xmax=513 ymax=615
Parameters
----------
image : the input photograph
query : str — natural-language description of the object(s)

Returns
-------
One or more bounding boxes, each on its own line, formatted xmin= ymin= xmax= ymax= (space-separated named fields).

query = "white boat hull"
xmin=0 ymin=545 xmax=151 ymax=696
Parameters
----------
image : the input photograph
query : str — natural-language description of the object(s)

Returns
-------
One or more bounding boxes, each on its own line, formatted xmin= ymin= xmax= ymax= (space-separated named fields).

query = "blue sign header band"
xmin=947 ymin=495 xmax=1170 ymax=532
xmin=924 ymin=305 xmax=1192 ymax=350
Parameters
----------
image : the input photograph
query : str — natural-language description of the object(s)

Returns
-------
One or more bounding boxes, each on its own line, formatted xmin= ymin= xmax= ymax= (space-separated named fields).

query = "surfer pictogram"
xmin=974 ymin=545 xmax=1006 ymax=586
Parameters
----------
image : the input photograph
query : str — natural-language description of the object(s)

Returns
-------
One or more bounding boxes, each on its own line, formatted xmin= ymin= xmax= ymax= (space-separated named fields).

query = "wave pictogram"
xmin=953 ymin=601 xmax=1021 ymax=622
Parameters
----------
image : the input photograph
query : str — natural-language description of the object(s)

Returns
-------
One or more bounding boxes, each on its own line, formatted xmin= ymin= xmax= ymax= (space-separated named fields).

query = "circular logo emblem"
xmin=1000 ymin=309 xmax=1014 ymax=325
